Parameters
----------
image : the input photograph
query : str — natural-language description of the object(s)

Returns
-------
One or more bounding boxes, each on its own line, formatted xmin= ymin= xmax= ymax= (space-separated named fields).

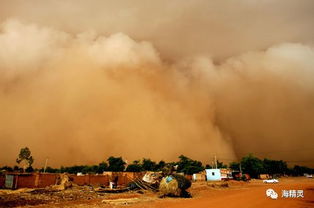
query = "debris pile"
xmin=0 ymin=171 xmax=193 ymax=207
xmin=159 ymin=174 xmax=191 ymax=198
xmin=128 ymin=178 xmax=158 ymax=191
xmin=207 ymin=181 xmax=229 ymax=188
xmin=52 ymin=174 xmax=72 ymax=190
xmin=102 ymin=198 xmax=142 ymax=205
xmin=127 ymin=172 xmax=161 ymax=192
xmin=0 ymin=185 xmax=99 ymax=207
xmin=118 ymin=170 xmax=192 ymax=198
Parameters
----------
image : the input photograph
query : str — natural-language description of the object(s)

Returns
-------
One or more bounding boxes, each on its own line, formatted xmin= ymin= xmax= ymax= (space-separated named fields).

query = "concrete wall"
xmin=102 ymin=172 xmax=145 ymax=186
xmin=15 ymin=174 xmax=56 ymax=188
xmin=72 ymin=174 xmax=110 ymax=186
xmin=16 ymin=175 xmax=37 ymax=188
xmin=0 ymin=175 xmax=5 ymax=188
xmin=0 ymin=172 xmax=145 ymax=189
xmin=36 ymin=174 xmax=58 ymax=188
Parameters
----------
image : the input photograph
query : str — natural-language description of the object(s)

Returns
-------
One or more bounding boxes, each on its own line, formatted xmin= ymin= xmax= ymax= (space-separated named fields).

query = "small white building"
xmin=205 ymin=169 xmax=221 ymax=181
xmin=205 ymin=169 xmax=232 ymax=181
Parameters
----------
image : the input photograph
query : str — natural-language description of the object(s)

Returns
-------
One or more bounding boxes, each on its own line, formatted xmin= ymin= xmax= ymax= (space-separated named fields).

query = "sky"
xmin=0 ymin=0 xmax=313 ymax=168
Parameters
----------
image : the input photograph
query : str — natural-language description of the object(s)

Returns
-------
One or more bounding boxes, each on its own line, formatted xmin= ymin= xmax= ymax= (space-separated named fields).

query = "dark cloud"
xmin=0 ymin=1 xmax=313 ymax=167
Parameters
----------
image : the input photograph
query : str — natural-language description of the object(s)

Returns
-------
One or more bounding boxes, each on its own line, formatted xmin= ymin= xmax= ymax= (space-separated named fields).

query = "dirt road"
xmin=121 ymin=177 xmax=313 ymax=208
xmin=137 ymin=178 xmax=314 ymax=208
xmin=3 ymin=177 xmax=314 ymax=208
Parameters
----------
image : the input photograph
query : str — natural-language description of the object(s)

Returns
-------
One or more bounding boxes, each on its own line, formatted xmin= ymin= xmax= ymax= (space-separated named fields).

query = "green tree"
xmin=241 ymin=154 xmax=264 ymax=178
xmin=156 ymin=160 xmax=166 ymax=170
xmin=229 ymin=162 xmax=240 ymax=171
xmin=65 ymin=165 xmax=84 ymax=174
xmin=263 ymin=158 xmax=287 ymax=176
xmin=290 ymin=165 xmax=314 ymax=176
xmin=126 ymin=160 xmax=142 ymax=172
xmin=142 ymin=158 xmax=157 ymax=171
xmin=25 ymin=166 xmax=34 ymax=173
xmin=107 ymin=156 xmax=126 ymax=172
xmin=205 ymin=164 xmax=212 ymax=169
xmin=0 ymin=166 xmax=13 ymax=172
xmin=97 ymin=162 xmax=108 ymax=173
xmin=40 ymin=166 xmax=59 ymax=173
xmin=81 ymin=165 xmax=98 ymax=174
xmin=13 ymin=165 xmax=23 ymax=172
xmin=16 ymin=147 xmax=34 ymax=172
xmin=217 ymin=160 xmax=227 ymax=168
xmin=177 ymin=155 xmax=204 ymax=175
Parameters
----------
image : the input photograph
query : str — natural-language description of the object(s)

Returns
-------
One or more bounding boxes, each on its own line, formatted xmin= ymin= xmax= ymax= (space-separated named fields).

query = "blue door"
xmin=5 ymin=175 xmax=14 ymax=189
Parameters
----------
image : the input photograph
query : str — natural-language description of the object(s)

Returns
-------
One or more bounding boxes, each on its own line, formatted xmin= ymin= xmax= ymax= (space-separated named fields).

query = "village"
xmin=1 ymin=169 xmax=313 ymax=208
xmin=1 ymin=151 xmax=313 ymax=208
xmin=1 ymin=1 xmax=314 ymax=207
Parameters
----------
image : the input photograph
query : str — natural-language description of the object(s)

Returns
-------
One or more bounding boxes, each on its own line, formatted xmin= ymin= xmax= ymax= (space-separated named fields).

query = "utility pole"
xmin=239 ymin=162 xmax=242 ymax=176
xmin=123 ymin=159 xmax=129 ymax=171
xmin=44 ymin=158 xmax=48 ymax=173
xmin=214 ymin=154 xmax=217 ymax=169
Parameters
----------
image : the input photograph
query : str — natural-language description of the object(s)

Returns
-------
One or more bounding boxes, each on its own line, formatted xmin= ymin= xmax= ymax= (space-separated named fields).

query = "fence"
xmin=0 ymin=172 xmax=144 ymax=189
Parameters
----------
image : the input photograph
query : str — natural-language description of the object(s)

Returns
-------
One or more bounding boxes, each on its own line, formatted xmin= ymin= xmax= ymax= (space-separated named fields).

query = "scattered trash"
xmin=102 ymin=198 xmax=141 ymax=205
xmin=95 ymin=187 xmax=130 ymax=193
xmin=128 ymin=178 xmax=158 ymax=192
xmin=207 ymin=181 xmax=229 ymax=188
xmin=0 ymin=171 xmax=193 ymax=207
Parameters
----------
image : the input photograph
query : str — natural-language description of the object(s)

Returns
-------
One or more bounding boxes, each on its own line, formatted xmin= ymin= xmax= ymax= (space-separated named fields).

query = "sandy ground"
xmin=1 ymin=177 xmax=313 ymax=208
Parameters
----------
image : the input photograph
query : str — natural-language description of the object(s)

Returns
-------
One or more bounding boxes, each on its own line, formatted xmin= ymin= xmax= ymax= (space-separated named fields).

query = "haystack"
xmin=159 ymin=174 xmax=191 ymax=197
xmin=53 ymin=174 xmax=72 ymax=190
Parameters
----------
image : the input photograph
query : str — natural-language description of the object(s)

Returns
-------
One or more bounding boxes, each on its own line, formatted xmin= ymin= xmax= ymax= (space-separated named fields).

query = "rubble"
xmin=101 ymin=198 xmax=141 ymax=205
xmin=52 ymin=174 xmax=72 ymax=190
xmin=0 ymin=171 xmax=193 ymax=207
xmin=128 ymin=178 xmax=159 ymax=192
xmin=142 ymin=171 xmax=162 ymax=185
xmin=0 ymin=185 xmax=100 ymax=207
xmin=95 ymin=187 xmax=130 ymax=193
xmin=207 ymin=181 xmax=229 ymax=188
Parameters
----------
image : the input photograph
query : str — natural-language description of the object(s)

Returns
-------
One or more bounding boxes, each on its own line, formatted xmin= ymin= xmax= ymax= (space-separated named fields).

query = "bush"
xmin=177 ymin=155 xmax=204 ymax=175
xmin=240 ymin=154 xmax=264 ymax=178
xmin=107 ymin=156 xmax=126 ymax=172
xmin=126 ymin=160 xmax=142 ymax=172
